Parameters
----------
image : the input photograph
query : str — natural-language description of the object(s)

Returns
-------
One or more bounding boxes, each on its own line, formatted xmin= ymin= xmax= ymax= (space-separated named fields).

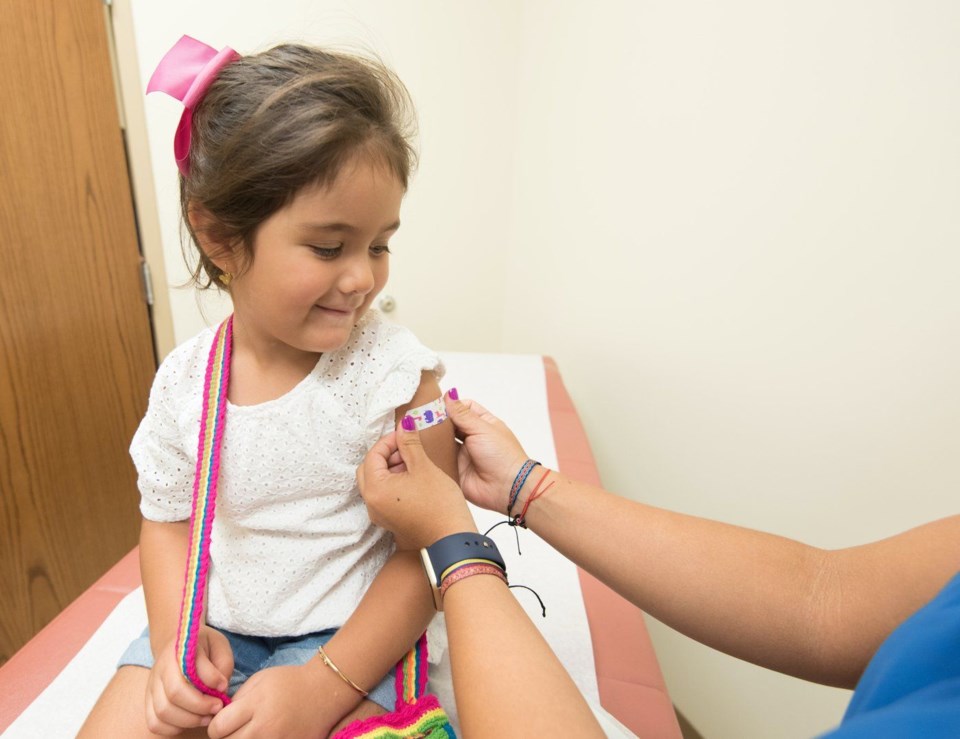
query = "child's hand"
xmin=145 ymin=626 xmax=233 ymax=734
xmin=444 ymin=392 xmax=531 ymax=513
xmin=206 ymin=662 xmax=360 ymax=738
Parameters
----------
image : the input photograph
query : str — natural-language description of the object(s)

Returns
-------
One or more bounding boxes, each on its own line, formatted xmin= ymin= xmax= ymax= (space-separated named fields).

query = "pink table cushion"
xmin=544 ymin=357 xmax=681 ymax=738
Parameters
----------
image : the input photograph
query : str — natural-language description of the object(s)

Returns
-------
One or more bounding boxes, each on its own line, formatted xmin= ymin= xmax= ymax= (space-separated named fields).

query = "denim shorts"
xmin=118 ymin=626 xmax=396 ymax=711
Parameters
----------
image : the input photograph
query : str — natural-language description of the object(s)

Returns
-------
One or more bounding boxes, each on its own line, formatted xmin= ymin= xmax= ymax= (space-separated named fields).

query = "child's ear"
xmin=187 ymin=203 xmax=241 ymax=275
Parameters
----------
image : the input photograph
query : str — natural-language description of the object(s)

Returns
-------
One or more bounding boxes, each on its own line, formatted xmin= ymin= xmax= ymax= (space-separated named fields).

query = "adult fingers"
xmin=460 ymin=397 xmax=498 ymax=422
xmin=444 ymin=389 xmax=492 ymax=438
xmin=394 ymin=415 xmax=429 ymax=471
xmin=386 ymin=447 xmax=405 ymax=472
xmin=371 ymin=431 xmax=399 ymax=470
xmin=367 ymin=437 xmax=404 ymax=472
xmin=358 ymin=432 xmax=401 ymax=497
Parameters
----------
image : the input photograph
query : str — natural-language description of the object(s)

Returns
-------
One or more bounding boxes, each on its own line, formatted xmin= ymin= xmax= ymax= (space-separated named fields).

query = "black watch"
xmin=420 ymin=532 xmax=506 ymax=611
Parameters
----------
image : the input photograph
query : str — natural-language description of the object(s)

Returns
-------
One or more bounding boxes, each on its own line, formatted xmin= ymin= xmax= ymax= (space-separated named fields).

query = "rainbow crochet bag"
xmin=178 ymin=316 xmax=456 ymax=737
xmin=331 ymin=633 xmax=453 ymax=739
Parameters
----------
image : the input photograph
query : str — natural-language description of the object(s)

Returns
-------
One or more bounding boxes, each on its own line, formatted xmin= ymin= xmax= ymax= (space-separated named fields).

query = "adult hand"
xmin=358 ymin=419 xmax=477 ymax=549
xmin=443 ymin=390 xmax=530 ymax=513
xmin=145 ymin=626 xmax=232 ymax=735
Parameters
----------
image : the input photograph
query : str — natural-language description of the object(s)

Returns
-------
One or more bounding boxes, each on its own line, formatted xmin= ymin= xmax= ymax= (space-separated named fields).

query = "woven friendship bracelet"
xmin=507 ymin=459 xmax=540 ymax=515
xmin=317 ymin=644 xmax=369 ymax=697
xmin=439 ymin=557 xmax=502 ymax=583
xmin=439 ymin=563 xmax=508 ymax=601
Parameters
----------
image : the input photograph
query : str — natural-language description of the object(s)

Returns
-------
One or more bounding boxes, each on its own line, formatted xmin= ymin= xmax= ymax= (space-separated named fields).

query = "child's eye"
xmin=309 ymin=244 xmax=342 ymax=259
xmin=370 ymin=245 xmax=392 ymax=256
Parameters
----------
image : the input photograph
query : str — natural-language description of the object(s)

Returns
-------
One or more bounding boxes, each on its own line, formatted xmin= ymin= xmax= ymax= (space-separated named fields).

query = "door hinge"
xmin=140 ymin=258 xmax=155 ymax=306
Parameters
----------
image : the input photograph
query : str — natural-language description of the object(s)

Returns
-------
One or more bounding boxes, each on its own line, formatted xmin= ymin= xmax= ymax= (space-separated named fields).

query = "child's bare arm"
xmin=140 ymin=519 xmax=190 ymax=652
xmin=312 ymin=550 xmax=435 ymax=701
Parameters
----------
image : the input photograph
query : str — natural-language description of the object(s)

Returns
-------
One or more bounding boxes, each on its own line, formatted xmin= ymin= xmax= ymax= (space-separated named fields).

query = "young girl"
xmin=79 ymin=36 xmax=456 ymax=739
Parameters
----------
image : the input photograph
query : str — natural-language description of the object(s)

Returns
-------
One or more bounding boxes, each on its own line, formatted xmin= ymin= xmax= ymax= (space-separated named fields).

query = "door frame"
xmin=105 ymin=0 xmax=176 ymax=360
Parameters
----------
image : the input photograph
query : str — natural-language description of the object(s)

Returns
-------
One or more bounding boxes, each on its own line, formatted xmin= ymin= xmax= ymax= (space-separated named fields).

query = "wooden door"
xmin=0 ymin=0 xmax=157 ymax=664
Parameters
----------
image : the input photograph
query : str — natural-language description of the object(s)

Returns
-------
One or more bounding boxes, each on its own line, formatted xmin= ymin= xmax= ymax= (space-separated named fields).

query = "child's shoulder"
xmin=149 ymin=325 xmax=219 ymax=401
xmin=341 ymin=309 xmax=433 ymax=365
xmin=322 ymin=311 xmax=442 ymax=395
xmin=158 ymin=324 xmax=218 ymax=373
xmin=341 ymin=312 xmax=444 ymax=440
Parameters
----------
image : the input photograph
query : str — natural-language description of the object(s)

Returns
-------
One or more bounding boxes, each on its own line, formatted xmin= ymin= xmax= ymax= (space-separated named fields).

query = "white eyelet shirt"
xmin=131 ymin=310 xmax=443 ymax=636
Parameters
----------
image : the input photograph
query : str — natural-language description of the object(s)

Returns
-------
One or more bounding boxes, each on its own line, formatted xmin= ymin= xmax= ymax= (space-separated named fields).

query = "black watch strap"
xmin=421 ymin=532 xmax=506 ymax=600
xmin=425 ymin=533 xmax=506 ymax=584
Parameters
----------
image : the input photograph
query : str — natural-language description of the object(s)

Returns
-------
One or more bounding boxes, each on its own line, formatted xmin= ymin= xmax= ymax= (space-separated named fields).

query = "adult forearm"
xmin=443 ymin=574 xmax=603 ymax=737
xmin=520 ymin=472 xmax=856 ymax=685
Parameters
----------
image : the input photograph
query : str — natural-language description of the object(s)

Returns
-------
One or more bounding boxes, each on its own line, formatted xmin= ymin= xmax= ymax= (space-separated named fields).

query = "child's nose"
xmin=341 ymin=255 xmax=375 ymax=295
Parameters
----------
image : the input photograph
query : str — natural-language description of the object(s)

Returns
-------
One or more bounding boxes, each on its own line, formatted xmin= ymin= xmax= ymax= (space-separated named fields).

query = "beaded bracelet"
xmin=439 ymin=562 xmax=508 ymax=601
xmin=317 ymin=643 xmax=369 ymax=697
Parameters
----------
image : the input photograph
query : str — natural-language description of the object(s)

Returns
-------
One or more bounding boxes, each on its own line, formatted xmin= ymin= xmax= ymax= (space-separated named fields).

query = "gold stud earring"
xmin=218 ymin=272 xmax=233 ymax=286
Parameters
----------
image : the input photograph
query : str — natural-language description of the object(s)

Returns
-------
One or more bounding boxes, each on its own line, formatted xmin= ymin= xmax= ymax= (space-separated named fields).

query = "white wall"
xmin=127 ymin=2 xmax=960 ymax=737
xmin=501 ymin=2 xmax=960 ymax=737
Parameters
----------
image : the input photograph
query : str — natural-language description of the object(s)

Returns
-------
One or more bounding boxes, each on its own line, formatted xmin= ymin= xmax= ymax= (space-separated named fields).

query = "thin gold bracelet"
xmin=316 ymin=643 xmax=369 ymax=696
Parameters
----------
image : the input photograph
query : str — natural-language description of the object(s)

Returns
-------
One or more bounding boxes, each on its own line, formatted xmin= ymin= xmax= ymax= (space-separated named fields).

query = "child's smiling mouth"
xmin=315 ymin=304 xmax=356 ymax=316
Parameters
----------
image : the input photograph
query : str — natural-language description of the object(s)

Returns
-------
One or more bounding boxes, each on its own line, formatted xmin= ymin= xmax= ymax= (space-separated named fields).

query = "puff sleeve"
xmin=130 ymin=338 xmax=207 ymax=522
xmin=362 ymin=320 xmax=444 ymax=447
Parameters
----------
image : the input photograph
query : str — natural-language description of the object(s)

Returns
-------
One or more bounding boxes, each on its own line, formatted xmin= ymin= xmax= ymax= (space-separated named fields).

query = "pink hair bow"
xmin=146 ymin=35 xmax=240 ymax=176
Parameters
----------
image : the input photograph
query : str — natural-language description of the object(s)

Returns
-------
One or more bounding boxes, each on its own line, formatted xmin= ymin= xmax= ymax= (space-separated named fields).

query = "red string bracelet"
xmin=512 ymin=468 xmax=554 ymax=529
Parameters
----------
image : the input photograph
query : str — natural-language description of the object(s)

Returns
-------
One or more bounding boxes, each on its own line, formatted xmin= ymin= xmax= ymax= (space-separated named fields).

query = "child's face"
xmin=228 ymin=157 xmax=402 ymax=357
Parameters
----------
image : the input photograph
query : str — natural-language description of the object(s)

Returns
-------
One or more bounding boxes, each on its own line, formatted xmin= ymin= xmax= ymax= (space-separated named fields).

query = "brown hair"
xmin=180 ymin=43 xmax=418 ymax=288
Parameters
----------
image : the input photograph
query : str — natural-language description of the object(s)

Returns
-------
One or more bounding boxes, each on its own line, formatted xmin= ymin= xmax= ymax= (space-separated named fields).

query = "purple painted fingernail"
xmin=401 ymin=415 xmax=416 ymax=431
xmin=448 ymin=387 xmax=459 ymax=401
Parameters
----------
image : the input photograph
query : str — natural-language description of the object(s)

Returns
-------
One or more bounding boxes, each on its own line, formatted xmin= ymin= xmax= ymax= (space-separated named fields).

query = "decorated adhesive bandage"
xmin=176 ymin=317 xmax=233 ymax=705
xmin=405 ymin=397 xmax=448 ymax=431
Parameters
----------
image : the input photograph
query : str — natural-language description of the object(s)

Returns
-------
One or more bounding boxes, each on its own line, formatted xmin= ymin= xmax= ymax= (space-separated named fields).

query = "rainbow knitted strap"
xmin=398 ymin=632 xmax=429 ymax=705
xmin=175 ymin=316 xmax=233 ymax=704
xmin=333 ymin=634 xmax=454 ymax=739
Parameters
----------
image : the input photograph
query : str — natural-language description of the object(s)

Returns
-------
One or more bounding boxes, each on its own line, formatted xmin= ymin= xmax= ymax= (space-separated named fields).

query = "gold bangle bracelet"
xmin=316 ymin=643 xmax=369 ymax=696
